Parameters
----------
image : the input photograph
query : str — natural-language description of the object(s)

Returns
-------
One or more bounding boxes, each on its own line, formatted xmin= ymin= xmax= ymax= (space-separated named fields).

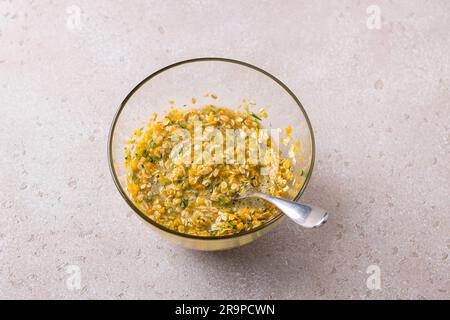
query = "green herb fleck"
xmin=147 ymin=154 xmax=160 ymax=163
xmin=217 ymin=197 xmax=225 ymax=206
xmin=250 ymin=112 xmax=262 ymax=121
xmin=217 ymin=196 xmax=230 ymax=206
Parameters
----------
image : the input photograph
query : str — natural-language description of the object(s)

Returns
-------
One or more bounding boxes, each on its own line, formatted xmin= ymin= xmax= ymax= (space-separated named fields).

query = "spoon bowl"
xmin=236 ymin=189 xmax=329 ymax=228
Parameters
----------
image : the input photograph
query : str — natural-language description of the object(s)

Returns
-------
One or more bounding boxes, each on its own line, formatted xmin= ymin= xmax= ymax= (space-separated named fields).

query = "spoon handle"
xmin=250 ymin=192 xmax=328 ymax=228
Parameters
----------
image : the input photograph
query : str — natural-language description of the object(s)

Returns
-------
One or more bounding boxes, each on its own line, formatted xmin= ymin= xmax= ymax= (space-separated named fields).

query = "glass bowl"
xmin=108 ymin=58 xmax=315 ymax=251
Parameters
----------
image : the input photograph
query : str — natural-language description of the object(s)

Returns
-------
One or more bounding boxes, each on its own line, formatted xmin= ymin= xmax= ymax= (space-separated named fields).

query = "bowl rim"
xmin=108 ymin=57 xmax=316 ymax=240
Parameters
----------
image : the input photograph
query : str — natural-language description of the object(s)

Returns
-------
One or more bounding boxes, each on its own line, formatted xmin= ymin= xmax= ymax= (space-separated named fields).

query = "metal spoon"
xmin=235 ymin=189 xmax=329 ymax=228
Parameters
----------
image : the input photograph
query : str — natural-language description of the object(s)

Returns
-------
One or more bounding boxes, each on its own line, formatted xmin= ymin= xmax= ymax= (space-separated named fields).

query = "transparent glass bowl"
xmin=108 ymin=58 xmax=315 ymax=251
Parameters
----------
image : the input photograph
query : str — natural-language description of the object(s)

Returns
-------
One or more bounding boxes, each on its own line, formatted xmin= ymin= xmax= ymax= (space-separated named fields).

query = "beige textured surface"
xmin=0 ymin=0 xmax=449 ymax=299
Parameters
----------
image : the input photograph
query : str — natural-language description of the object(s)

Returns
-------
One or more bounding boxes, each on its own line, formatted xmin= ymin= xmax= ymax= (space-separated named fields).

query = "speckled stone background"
xmin=1 ymin=0 xmax=449 ymax=299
